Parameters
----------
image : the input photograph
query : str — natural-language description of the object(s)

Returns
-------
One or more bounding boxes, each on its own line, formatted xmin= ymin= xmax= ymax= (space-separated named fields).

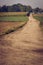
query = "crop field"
xmin=0 ymin=12 xmax=28 ymax=22
xmin=0 ymin=12 xmax=27 ymax=16
xmin=0 ymin=12 xmax=28 ymax=35
xmin=0 ymin=16 xmax=28 ymax=22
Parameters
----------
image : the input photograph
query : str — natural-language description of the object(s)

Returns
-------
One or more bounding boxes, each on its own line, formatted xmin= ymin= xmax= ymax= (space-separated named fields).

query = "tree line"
xmin=0 ymin=3 xmax=32 ymax=12
xmin=0 ymin=3 xmax=43 ymax=13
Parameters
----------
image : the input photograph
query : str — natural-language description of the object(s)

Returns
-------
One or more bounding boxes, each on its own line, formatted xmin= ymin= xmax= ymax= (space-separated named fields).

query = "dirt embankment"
xmin=0 ymin=21 xmax=27 ymax=36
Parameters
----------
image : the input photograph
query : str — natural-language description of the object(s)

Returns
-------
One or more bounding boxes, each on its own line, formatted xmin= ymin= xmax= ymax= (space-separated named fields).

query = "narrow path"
xmin=0 ymin=14 xmax=43 ymax=65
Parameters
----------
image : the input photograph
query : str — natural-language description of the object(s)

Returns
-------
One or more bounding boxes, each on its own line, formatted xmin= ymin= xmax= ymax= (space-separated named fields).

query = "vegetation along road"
xmin=0 ymin=14 xmax=43 ymax=65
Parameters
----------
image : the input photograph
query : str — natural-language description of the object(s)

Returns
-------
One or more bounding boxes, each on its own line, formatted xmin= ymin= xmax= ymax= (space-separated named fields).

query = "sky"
xmin=0 ymin=0 xmax=43 ymax=9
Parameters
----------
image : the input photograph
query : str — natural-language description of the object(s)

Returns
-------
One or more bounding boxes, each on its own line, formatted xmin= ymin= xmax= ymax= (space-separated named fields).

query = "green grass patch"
xmin=33 ymin=15 xmax=43 ymax=25
xmin=33 ymin=16 xmax=43 ymax=22
xmin=0 ymin=16 xmax=28 ymax=22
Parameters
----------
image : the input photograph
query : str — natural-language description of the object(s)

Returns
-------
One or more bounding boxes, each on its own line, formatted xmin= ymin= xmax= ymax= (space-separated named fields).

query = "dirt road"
xmin=0 ymin=14 xmax=43 ymax=65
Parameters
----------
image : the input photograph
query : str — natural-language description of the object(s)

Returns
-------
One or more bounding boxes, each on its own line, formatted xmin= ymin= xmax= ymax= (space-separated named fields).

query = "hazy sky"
xmin=0 ymin=0 xmax=43 ymax=8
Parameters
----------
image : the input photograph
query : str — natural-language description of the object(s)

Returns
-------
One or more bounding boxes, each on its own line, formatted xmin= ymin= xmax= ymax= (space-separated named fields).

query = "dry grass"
xmin=33 ymin=13 xmax=43 ymax=17
xmin=0 ymin=12 xmax=27 ymax=16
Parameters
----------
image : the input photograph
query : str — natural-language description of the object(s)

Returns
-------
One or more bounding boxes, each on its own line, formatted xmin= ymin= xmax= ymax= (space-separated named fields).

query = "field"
xmin=0 ymin=12 xmax=27 ymax=16
xmin=0 ymin=12 xmax=28 ymax=22
xmin=0 ymin=12 xmax=28 ymax=35
xmin=0 ymin=16 xmax=28 ymax=22
xmin=33 ymin=14 xmax=43 ymax=25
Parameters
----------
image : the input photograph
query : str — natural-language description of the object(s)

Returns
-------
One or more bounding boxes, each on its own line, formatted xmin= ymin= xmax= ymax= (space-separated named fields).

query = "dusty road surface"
xmin=0 ymin=14 xmax=43 ymax=65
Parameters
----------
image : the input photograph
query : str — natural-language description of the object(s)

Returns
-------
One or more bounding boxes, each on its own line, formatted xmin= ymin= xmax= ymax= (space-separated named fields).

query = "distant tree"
xmin=34 ymin=7 xmax=40 ymax=13
xmin=27 ymin=6 xmax=32 ymax=13
xmin=0 ymin=6 xmax=1 ymax=12
xmin=8 ymin=6 xmax=12 ymax=12
xmin=39 ymin=9 xmax=43 ymax=13
xmin=1 ymin=5 xmax=8 ymax=12
xmin=17 ymin=3 xmax=24 ymax=12
xmin=12 ymin=4 xmax=21 ymax=12
xmin=0 ymin=3 xmax=32 ymax=12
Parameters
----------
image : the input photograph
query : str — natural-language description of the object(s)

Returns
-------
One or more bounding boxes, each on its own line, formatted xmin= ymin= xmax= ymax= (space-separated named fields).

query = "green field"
xmin=0 ymin=12 xmax=28 ymax=22
xmin=0 ymin=16 xmax=28 ymax=22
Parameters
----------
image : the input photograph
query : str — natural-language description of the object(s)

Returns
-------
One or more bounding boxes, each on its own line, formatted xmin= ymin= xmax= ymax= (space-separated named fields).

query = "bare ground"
xmin=0 ymin=14 xmax=43 ymax=65
xmin=0 ymin=21 xmax=25 ymax=35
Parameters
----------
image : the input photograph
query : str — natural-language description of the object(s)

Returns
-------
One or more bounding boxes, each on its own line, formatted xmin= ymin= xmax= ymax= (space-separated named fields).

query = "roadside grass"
xmin=33 ymin=14 xmax=43 ymax=25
